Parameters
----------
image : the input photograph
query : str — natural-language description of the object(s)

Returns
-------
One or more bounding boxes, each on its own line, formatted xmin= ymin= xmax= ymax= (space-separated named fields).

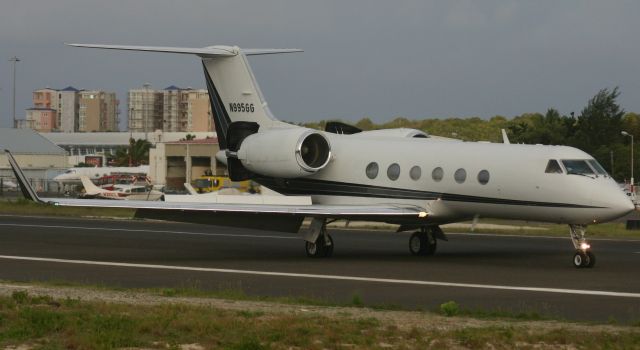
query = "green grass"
xmin=0 ymin=198 xmax=135 ymax=219
xmin=443 ymin=219 xmax=640 ymax=239
xmin=0 ymin=291 xmax=639 ymax=349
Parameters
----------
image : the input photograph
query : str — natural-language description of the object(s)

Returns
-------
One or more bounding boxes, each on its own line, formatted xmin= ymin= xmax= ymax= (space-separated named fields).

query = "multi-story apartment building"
xmin=21 ymin=86 xmax=118 ymax=132
xmin=184 ymin=89 xmax=213 ymax=132
xmin=128 ymin=84 xmax=212 ymax=133
xmin=78 ymin=91 xmax=120 ymax=132
xmin=30 ymin=87 xmax=80 ymax=132
xmin=57 ymin=86 xmax=80 ymax=132
xmin=24 ymin=108 xmax=57 ymax=132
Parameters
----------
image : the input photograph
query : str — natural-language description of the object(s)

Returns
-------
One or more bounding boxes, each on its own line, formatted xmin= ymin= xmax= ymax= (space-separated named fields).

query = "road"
xmin=0 ymin=215 xmax=639 ymax=323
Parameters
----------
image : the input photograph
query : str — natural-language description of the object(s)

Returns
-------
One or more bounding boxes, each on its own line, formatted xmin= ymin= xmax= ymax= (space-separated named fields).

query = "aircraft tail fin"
xmin=67 ymin=43 xmax=303 ymax=150
xmin=4 ymin=150 xmax=42 ymax=203
xmin=80 ymin=176 xmax=105 ymax=196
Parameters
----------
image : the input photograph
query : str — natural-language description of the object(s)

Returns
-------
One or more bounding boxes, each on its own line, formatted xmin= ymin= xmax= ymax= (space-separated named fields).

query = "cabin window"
xmin=409 ymin=166 xmax=421 ymax=180
xmin=477 ymin=170 xmax=490 ymax=185
xmin=387 ymin=163 xmax=400 ymax=181
xmin=545 ymin=160 xmax=563 ymax=174
xmin=365 ymin=162 xmax=379 ymax=179
xmin=432 ymin=167 xmax=444 ymax=182
xmin=562 ymin=160 xmax=594 ymax=175
xmin=454 ymin=168 xmax=467 ymax=183
xmin=587 ymin=159 xmax=608 ymax=176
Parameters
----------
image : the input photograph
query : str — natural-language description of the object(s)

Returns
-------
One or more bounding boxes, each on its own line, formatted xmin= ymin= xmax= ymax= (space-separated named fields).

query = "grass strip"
xmin=0 ymin=290 xmax=639 ymax=349
xmin=0 ymin=198 xmax=135 ymax=219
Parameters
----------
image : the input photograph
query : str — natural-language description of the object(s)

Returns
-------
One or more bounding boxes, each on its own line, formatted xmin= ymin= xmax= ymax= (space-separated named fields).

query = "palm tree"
xmin=110 ymin=138 xmax=152 ymax=166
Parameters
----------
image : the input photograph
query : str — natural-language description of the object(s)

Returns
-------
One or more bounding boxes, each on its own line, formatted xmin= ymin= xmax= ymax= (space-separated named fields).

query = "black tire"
xmin=573 ymin=251 xmax=589 ymax=268
xmin=305 ymin=234 xmax=333 ymax=258
xmin=425 ymin=232 xmax=437 ymax=255
xmin=324 ymin=234 xmax=334 ymax=257
xmin=409 ymin=232 xmax=426 ymax=255
xmin=409 ymin=231 xmax=437 ymax=256
xmin=306 ymin=240 xmax=325 ymax=258
xmin=586 ymin=251 xmax=596 ymax=268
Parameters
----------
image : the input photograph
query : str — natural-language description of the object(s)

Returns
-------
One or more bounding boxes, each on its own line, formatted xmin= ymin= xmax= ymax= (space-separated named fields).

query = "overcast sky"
xmin=1 ymin=0 xmax=639 ymax=129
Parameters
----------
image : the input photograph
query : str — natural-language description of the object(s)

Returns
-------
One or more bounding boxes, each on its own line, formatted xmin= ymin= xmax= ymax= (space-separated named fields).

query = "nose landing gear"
xmin=569 ymin=225 xmax=595 ymax=268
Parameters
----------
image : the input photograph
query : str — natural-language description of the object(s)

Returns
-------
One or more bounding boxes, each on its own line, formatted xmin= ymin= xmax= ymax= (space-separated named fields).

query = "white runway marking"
xmin=0 ymin=223 xmax=297 ymax=240
xmin=1 ymin=254 xmax=640 ymax=299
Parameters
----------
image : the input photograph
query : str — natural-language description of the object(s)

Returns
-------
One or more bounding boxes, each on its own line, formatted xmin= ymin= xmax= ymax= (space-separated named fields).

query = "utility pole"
xmin=622 ymin=131 xmax=634 ymax=190
xmin=9 ymin=56 xmax=20 ymax=128
xmin=610 ymin=150 xmax=614 ymax=176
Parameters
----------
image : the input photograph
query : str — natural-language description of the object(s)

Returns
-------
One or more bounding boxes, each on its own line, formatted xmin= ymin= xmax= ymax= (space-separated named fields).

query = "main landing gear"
xmin=409 ymin=226 xmax=445 ymax=256
xmin=303 ymin=218 xmax=334 ymax=258
xmin=569 ymin=224 xmax=595 ymax=268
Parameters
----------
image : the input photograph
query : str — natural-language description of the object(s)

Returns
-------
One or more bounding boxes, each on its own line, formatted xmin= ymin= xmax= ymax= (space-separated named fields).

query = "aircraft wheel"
xmin=409 ymin=231 xmax=436 ymax=256
xmin=573 ymin=250 xmax=591 ymax=268
xmin=409 ymin=232 xmax=425 ymax=255
xmin=305 ymin=234 xmax=333 ymax=258
xmin=324 ymin=234 xmax=334 ymax=257
xmin=586 ymin=251 xmax=596 ymax=268
xmin=425 ymin=235 xmax=437 ymax=255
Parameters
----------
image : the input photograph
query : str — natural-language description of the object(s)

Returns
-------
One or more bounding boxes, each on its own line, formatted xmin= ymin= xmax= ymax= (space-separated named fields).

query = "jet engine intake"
xmin=237 ymin=129 xmax=332 ymax=178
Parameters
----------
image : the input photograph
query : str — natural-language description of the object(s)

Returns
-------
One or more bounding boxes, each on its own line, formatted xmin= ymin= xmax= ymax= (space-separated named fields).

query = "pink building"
xmin=25 ymin=108 xmax=58 ymax=132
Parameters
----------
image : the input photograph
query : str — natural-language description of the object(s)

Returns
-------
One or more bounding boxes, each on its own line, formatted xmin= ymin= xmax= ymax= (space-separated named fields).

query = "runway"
xmin=1 ymin=215 xmax=639 ymax=323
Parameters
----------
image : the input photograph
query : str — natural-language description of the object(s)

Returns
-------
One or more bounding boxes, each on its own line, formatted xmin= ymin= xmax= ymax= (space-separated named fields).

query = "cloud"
xmin=1 ymin=0 xmax=639 ymax=129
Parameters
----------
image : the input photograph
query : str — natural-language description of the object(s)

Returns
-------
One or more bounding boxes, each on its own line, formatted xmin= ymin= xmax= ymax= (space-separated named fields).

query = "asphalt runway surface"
xmin=0 ymin=215 xmax=639 ymax=323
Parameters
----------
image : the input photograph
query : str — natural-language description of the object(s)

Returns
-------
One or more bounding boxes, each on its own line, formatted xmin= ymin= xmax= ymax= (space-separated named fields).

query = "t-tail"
xmin=66 ymin=43 xmax=302 ymax=150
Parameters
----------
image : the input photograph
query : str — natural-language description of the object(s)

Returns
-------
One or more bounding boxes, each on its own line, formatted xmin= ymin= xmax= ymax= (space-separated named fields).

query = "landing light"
xmin=580 ymin=242 xmax=591 ymax=250
xmin=418 ymin=211 xmax=428 ymax=218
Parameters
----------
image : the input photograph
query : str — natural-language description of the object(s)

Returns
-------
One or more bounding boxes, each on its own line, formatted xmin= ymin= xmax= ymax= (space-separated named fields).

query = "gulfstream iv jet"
xmin=6 ymin=43 xmax=635 ymax=268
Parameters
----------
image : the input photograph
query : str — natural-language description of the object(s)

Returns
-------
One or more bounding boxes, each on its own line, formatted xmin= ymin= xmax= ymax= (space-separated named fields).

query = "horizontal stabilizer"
xmin=66 ymin=43 xmax=302 ymax=58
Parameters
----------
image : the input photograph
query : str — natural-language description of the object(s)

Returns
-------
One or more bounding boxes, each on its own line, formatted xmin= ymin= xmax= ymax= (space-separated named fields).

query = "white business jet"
xmin=54 ymin=165 xmax=149 ymax=184
xmin=5 ymin=43 xmax=635 ymax=268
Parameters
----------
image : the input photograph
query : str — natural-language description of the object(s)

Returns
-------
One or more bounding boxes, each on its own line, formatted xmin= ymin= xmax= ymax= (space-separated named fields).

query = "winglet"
xmin=501 ymin=129 xmax=511 ymax=144
xmin=4 ymin=150 xmax=43 ymax=203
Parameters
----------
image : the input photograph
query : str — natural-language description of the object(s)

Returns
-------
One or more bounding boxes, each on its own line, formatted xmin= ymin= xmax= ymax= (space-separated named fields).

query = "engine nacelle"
xmin=236 ymin=128 xmax=332 ymax=178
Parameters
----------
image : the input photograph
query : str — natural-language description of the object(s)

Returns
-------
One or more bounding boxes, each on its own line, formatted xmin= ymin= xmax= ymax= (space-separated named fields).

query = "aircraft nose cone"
xmin=608 ymin=188 xmax=636 ymax=220
xmin=592 ymin=181 xmax=636 ymax=222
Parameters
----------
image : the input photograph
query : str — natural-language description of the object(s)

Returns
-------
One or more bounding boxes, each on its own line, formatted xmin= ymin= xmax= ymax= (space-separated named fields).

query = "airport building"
xmin=128 ymin=84 xmax=213 ymax=133
xmin=40 ymin=130 xmax=216 ymax=167
xmin=0 ymin=128 xmax=68 ymax=192
xmin=149 ymin=137 xmax=225 ymax=190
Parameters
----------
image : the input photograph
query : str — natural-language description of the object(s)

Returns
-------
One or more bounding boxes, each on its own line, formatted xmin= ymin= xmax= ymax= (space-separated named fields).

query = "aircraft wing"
xmin=36 ymin=197 xmax=425 ymax=217
xmin=5 ymin=150 xmax=428 ymax=231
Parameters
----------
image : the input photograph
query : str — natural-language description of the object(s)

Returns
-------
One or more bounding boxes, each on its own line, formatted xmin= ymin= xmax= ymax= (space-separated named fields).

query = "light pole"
xmin=622 ymin=131 xmax=634 ymax=189
xmin=9 ymin=56 xmax=20 ymax=128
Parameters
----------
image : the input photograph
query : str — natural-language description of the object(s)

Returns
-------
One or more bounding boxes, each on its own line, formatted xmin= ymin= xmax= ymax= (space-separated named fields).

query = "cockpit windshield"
xmin=587 ymin=159 xmax=608 ymax=176
xmin=561 ymin=160 xmax=594 ymax=176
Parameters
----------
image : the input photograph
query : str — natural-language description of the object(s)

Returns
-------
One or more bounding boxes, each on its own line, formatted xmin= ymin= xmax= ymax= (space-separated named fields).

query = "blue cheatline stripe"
xmin=255 ymin=177 xmax=604 ymax=209
xmin=201 ymin=61 xmax=231 ymax=150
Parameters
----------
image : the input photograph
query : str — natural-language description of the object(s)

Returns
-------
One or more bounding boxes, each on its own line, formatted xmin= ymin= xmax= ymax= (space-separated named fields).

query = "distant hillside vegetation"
xmin=301 ymin=88 xmax=640 ymax=182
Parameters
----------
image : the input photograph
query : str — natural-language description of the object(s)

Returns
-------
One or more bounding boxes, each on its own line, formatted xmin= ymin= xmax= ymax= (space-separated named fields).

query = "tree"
xmin=181 ymin=133 xmax=196 ymax=141
xmin=111 ymin=138 xmax=151 ymax=166
xmin=508 ymin=109 xmax=573 ymax=145
xmin=572 ymin=87 xmax=625 ymax=154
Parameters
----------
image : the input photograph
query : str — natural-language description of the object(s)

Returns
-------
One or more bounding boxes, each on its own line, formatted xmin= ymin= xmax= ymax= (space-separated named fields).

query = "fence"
xmin=0 ymin=176 xmax=83 ymax=198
